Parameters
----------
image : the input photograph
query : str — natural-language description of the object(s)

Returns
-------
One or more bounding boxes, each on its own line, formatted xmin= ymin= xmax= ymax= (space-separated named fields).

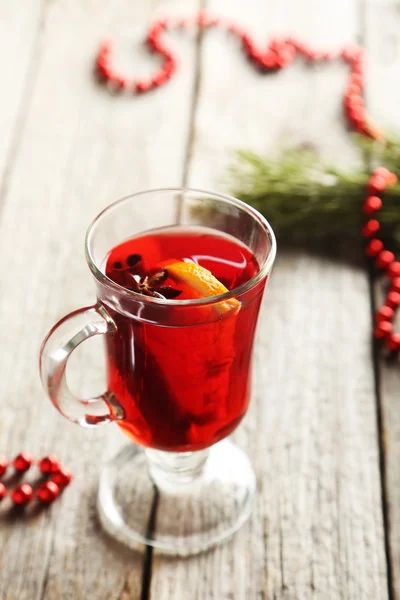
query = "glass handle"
xmin=39 ymin=304 xmax=124 ymax=426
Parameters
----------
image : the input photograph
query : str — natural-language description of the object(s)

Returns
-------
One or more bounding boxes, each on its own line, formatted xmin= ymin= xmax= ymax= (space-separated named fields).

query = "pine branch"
xmin=228 ymin=137 xmax=400 ymax=253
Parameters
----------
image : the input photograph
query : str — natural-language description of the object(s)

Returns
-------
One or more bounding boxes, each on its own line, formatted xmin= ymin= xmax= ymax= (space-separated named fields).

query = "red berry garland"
xmin=361 ymin=168 xmax=400 ymax=352
xmin=94 ymin=11 xmax=382 ymax=140
xmin=0 ymin=454 xmax=73 ymax=508
xmin=95 ymin=11 xmax=400 ymax=354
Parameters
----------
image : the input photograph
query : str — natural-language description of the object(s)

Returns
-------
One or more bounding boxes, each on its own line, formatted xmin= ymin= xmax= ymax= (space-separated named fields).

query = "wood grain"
xmin=0 ymin=1 xmax=395 ymax=599
xmin=149 ymin=0 xmax=389 ymax=598
xmin=0 ymin=1 xmax=44 ymax=186
xmin=0 ymin=0 xmax=199 ymax=598
xmin=365 ymin=1 xmax=400 ymax=597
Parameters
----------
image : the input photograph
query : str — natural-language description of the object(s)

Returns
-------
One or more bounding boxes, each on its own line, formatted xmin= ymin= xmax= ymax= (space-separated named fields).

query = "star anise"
xmin=127 ymin=268 xmax=182 ymax=299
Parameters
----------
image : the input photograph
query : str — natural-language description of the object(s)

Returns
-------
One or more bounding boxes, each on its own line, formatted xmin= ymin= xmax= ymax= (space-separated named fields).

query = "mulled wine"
xmin=104 ymin=226 xmax=264 ymax=452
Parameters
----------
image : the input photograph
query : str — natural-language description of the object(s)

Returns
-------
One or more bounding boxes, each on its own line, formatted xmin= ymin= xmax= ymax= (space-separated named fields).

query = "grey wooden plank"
xmin=0 ymin=1 xmax=199 ymax=598
xmin=0 ymin=2 xmax=44 ymax=185
xmin=364 ymin=1 xmax=400 ymax=597
xmin=149 ymin=0 xmax=388 ymax=598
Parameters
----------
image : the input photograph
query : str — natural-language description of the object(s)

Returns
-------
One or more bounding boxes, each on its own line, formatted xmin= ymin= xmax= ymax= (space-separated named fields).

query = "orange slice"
xmin=166 ymin=261 xmax=241 ymax=316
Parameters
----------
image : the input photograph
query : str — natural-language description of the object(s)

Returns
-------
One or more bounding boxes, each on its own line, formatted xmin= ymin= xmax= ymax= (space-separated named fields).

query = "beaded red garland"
xmin=94 ymin=11 xmax=381 ymax=140
xmin=0 ymin=454 xmax=72 ymax=508
xmin=96 ymin=11 xmax=400 ymax=354
xmin=361 ymin=167 xmax=400 ymax=353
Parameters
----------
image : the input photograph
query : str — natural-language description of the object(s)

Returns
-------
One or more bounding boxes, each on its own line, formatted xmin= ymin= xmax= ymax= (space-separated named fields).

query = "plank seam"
xmin=360 ymin=0 xmax=394 ymax=596
xmin=139 ymin=488 xmax=159 ymax=600
xmin=181 ymin=0 xmax=207 ymax=189
xmin=368 ymin=266 xmax=395 ymax=600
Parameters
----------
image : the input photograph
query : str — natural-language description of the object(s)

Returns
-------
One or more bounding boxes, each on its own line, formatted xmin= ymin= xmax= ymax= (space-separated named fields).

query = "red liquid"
xmin=104 ymin=227 xmax=263 ymax=452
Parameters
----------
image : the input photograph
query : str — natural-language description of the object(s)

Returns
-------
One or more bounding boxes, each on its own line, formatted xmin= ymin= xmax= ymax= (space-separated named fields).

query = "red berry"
xmin=353 ymin=122 xmax=369 ymax=134
xmin=362 ymin=219 xmax=380 ymax=237
xmin=374 ymin=321 xmax=393 ymax=339
xmin=13 ymin=452 xmax=33 ymax=472
xmin=52 ymin=467 xmax=73 ymax=488
xmin=247 ymin=47 xmax=260 ymax=62
xmin=365 ymin=239 xmax=383 ymax=257
xmin=38 ymin=455 xmax=59 ymax=474
xmin=346 ymin=83 xmax=361 ymax=95
xmin=363 ymin=196 xmax=382 ymax=215
xmin=269 ymin=37 xmax=283 ymax=52
xmin=374 ymin=167 xmax=391 ymax=179
xmin=96 ymin=56 xmax=110 ymax=74
xmin=390 ymin=277 xmax=400 ymax=293
xmin=36 ymin=481 xmax=60 ymax=504
xmin=371 ymin=167 xmax=397 ymax=185
xmin=262 ymin=53 xmax=278 ymax=69
xmin=350 ymin=74 xmax=364 ymax=88
xmin=152 ymin=71 xmax=169 ymax=86
xmin=0 ymin=456 xmax=8 ymax=477
xmin=11 ymin=484 xmax=33 ymax=505
xmin=0 ymin=482 xmax=6 ymax=501
xmin=376 ymin=250 xmax=395 ymax=270
xmin=163 ymin=59 xmax=177 ymax=76
xmin=352 ymin=61 xmax=364 ymax=75
xmin=388 ymin=261 xmax=400 ymax=279
xmin=368 ymin=175 xmax=386 ymax=194
xmin=241 ymin=34 xmax=252 ymax=50
xmin=342 ymin=45 xmax=362 ymax=63
xmin=349 ymin=106 xmax=367 ymax=123
xmin=375 ymin=306 xmax=394 ymax=323
xmin=345 ymin=94 xmax=364 ymax=109
xmin=149 ymin=37 xmax=163 ymax=52
xmin=386 ymin=333 xmax=400 ymax=352
xmin=276 ymin=49 xmax=295 ymax=67
xmin=386 ymin=291 xmax=400 ymax=309
xmin=135 ymin=80 xmax=151 ymax=94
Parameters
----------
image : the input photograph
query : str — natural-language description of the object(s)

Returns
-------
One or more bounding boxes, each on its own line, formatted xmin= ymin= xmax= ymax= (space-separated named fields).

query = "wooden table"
xmin=0 ymin=1 xmax=399 ymax=598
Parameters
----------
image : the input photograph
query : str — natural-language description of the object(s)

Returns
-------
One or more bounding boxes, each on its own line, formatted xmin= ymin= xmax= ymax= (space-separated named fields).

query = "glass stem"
xmin=144 ymin=448 xmax=210 ymax=491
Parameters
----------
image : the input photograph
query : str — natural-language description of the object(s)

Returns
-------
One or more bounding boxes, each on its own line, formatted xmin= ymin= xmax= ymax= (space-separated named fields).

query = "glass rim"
xmin=85 ymin=187 xmax=277 ymax=307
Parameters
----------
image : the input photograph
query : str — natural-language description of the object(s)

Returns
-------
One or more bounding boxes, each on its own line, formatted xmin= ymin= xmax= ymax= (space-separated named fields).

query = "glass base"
xmin=97 ymin=440 xmax=256 ymax=556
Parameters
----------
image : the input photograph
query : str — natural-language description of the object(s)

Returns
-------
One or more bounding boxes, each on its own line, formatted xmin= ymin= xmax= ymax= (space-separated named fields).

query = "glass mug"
xmin=39 ymin=189 xmax=276 ymax=555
